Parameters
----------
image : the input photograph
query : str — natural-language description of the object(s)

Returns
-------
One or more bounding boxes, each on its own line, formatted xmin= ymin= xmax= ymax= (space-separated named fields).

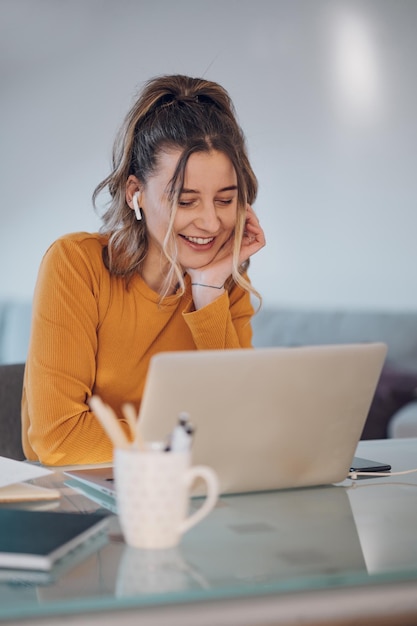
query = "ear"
xmin=126 ymin=175 xmax=143 ymax=210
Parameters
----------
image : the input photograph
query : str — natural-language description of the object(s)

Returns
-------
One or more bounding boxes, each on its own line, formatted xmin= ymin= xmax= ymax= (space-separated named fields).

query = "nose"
xmin=195 ymin=201 xmax=221 ymax=232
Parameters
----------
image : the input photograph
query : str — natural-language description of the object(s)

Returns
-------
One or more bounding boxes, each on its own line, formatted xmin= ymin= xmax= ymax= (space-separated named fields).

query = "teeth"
xmin=184 ymin=236 xmax=214 ymax=245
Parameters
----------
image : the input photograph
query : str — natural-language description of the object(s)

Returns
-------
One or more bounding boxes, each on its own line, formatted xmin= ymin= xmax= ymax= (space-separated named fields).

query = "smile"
xmin=181 ymin=235 xmax=215 ymax=245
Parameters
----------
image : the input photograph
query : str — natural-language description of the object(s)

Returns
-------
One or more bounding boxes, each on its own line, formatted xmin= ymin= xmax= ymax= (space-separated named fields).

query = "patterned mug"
xmin=114 ymin=447 xmax=219 ymax=549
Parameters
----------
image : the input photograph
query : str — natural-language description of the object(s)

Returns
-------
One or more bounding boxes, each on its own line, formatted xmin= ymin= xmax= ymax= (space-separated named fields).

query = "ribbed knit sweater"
xmin=22 ymin=232 xmax=254 ymax=465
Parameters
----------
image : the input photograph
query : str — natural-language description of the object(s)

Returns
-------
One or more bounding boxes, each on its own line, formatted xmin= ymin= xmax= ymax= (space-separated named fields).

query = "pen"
xmin=167 ymin=412 xmax=194 ymax=453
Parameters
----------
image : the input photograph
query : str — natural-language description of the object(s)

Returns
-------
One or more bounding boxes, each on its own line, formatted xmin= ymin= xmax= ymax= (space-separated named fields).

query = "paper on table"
xmin=0 ymin=456 xmax=53 ymax=488
xmin=0 ymin=483 xmax=61 ymax=502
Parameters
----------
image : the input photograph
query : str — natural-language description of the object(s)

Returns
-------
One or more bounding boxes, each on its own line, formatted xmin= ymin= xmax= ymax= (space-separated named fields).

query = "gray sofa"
xmin=252 ymin=308 xmax=417 ymax=374
xmin=1 ymin=300 xmax=417 ymax=438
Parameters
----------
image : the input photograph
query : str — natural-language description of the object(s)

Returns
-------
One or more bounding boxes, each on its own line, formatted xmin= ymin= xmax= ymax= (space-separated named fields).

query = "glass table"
xmin=1 ymin=438 xmax=417 ymax=626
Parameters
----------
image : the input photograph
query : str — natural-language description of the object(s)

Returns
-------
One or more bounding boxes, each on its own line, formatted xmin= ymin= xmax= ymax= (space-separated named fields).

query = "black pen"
xmin=166 ymin=412 xmax=194 ymax=452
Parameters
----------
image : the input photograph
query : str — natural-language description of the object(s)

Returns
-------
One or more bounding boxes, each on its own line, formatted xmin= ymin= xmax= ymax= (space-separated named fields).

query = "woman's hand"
xmin=238 ymin=204 xmax=266 ymax=266
xmin=186 ymin=205 xmax=265 ymax=308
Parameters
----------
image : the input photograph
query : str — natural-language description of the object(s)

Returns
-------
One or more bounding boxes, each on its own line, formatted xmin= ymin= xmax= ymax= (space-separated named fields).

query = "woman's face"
xmin=140 ymin=149 xmax=238 ymax=281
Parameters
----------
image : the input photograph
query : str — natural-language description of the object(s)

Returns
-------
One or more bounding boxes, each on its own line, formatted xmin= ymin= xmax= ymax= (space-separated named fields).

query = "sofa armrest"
xmin=388 ymin=401 xmax=417 ymax=438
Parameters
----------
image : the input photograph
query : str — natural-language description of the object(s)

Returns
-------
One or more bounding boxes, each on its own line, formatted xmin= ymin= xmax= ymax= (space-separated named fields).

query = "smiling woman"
xmin=126 ymin=150 xmax=239 ymax=298
xmin=21 ymin=74 xmax=266 ymax=466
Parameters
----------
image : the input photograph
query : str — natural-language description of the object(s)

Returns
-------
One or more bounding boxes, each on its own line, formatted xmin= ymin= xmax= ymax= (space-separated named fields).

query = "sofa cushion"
xmin=252 ymin=308 xmax=417 ymax=373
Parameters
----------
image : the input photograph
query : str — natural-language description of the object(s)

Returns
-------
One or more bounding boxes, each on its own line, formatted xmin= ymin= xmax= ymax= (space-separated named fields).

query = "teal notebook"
xmin=0 ymin=509 xmax=109 ymax=571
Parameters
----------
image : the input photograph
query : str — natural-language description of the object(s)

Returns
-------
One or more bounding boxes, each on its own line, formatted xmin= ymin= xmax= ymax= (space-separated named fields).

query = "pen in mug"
xmin=167 ymin=412 xmax=195 ymax=453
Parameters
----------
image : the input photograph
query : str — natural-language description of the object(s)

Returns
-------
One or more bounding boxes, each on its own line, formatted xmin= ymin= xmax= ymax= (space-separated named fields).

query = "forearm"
xmin=23 ymin=326 xmax=129 ymax=465
xmin=183 ymin=288 xmax=254 ymax=349
xmin=23 ymin=377 xmax=118 ymax=465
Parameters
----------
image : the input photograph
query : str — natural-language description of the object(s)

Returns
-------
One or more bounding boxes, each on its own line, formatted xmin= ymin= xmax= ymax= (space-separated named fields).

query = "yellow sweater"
xmin=22 ymin=232 xmax=255 ymax=465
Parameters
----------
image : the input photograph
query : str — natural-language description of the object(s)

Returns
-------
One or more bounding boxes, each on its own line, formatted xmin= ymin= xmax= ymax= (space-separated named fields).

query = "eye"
xmin=178 ymin=199 xmax=197 ymax=208
xmin=216 ymin=198 xmax=234 ymax=206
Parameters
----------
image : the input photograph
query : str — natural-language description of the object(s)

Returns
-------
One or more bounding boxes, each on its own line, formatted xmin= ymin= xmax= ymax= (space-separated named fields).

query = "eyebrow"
xmin=180 ymin=185 xmax=238 ymax=194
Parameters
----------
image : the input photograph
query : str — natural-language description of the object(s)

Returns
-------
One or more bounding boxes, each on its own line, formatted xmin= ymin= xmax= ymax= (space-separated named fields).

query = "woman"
xmin=22 ymin=74 xmax=265 ymax=465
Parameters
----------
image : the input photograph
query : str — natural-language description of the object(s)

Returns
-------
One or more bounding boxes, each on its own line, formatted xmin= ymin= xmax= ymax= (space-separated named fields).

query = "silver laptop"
xmin=65 ymin=343 xmax=386 ymax=497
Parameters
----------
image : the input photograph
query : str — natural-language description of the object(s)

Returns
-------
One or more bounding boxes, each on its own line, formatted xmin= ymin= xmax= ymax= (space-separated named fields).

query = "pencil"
xmin=121 ymin=403 xmax=138 ymax=445
xmin=89 ymin=395 xmax=130 ymax=449
xmin=122 ymin=403 xmax=146 ymax=451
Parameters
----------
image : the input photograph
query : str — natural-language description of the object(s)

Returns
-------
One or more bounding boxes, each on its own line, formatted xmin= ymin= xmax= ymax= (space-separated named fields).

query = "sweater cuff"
xmin=182 ymin=291 xmax=232 ymax=349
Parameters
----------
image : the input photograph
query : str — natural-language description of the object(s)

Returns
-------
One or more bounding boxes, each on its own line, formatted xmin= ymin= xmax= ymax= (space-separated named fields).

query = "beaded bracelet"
xmin=191 ymin=283 xmax=224 ymax=290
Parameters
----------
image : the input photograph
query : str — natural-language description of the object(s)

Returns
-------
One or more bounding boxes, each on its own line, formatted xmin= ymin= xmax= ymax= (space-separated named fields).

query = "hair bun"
xmin=155 ymin=93 xmax=217 ymax=108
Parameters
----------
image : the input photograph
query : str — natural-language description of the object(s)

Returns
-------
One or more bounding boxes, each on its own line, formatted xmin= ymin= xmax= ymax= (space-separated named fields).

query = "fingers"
xmin=240 ymin=205 xmax=266 ymax=263
xmin=243 ymin=205 xmax=265 ymax=245
xmin=186 ymin=205 xmax=265 ymax=285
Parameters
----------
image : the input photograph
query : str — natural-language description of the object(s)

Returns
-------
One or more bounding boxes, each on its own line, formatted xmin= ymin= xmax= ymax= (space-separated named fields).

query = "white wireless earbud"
xmin=132 ymin=191 xmax=142 ymax=221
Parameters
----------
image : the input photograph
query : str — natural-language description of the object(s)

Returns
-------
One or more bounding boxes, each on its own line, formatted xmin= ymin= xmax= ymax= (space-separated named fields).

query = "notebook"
xmin=0 ymin=528 xmax=108 ymax=585
xmin=0 ymin=509 xmax=110 ymax=571
xmin=0 ymin=482 xmax=61 ymax=503
xmin=65 ymin=343 xmax=387 ymax=497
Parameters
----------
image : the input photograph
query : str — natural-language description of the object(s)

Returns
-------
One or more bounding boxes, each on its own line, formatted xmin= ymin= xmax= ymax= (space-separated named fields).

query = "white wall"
xmin=1 ymin=0 xmax=416 ymax=310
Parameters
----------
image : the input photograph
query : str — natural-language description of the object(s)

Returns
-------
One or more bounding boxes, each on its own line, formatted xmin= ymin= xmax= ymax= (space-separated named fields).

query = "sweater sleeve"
xmin=22 ymin=235 xmax=128 ymax=465
xmin=182 ymin=281 xmax=255 ymax=349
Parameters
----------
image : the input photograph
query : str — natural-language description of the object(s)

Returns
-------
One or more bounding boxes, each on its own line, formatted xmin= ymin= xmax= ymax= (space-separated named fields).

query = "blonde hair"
xmin=93 ymin=74 xmax=259 ymax=300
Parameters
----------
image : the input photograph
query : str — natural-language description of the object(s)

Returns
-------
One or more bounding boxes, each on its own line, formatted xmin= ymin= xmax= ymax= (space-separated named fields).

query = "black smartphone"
xmin=350 ymin=456 xmax=392 ymax=473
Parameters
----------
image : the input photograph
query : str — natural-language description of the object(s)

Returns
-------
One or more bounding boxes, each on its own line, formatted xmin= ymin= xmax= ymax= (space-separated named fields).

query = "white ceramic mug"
xmin=114 ymin=447 xmax=219 ymax=549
